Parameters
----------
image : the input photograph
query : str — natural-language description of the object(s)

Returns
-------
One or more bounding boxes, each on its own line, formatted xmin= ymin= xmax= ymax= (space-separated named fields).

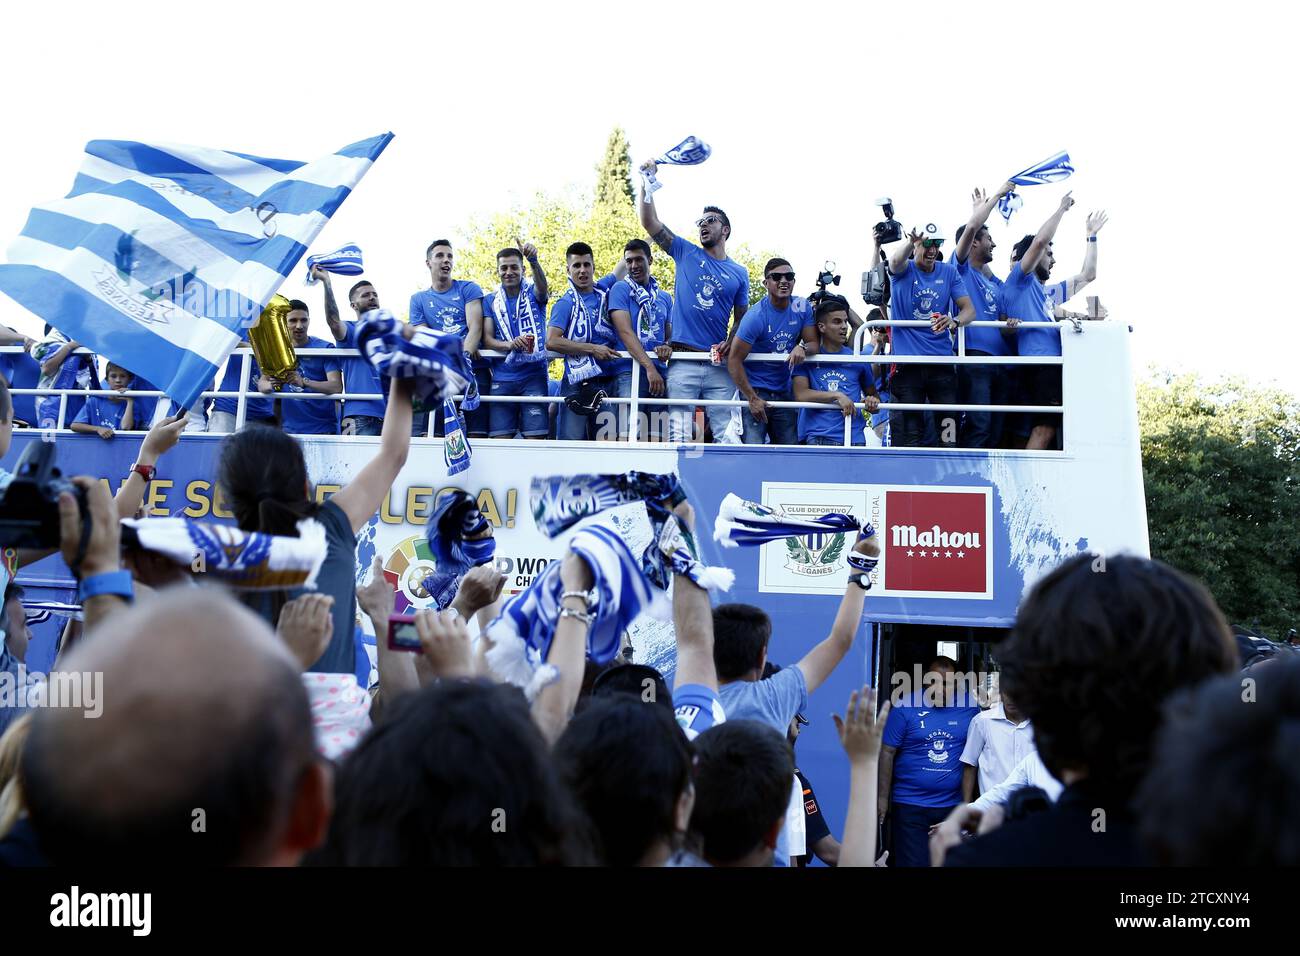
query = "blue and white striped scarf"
xmin=304 ymin=243 xmax=364 ymax=285
xmin=484 ymin=524 xmax=663 ymax=699
xmin=623 ymin=275 xmax=661 ymax=346
xmin=354 ymin=309 xmax=476 ymax=407
xmin=998 ymin=151 xmax=1075 ymax=223
xmin=443 ymin=397 xmax=472 ymax=476
xmin=641 ymin=135 xmax=713 ymax=200
xmin=120 ymin=516 xmax=327 ymax=590
xmin=712 ymin=492 xmax=860 ymax=548
xmin=492 ymin=281 xmax=545 ymax=366
xmin=421 ymin=490 xmax=494 ymax=609
xmin=562 ymin=280 xmax=609 ymax=384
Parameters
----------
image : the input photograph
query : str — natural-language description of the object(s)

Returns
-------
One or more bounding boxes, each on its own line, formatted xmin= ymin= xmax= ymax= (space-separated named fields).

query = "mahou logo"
xmin=884 ymin=490 xmax=990 ymax=595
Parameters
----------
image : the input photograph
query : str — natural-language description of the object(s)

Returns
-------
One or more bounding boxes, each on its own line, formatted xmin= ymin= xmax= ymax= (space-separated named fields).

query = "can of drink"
xmin=523 ymin=333 xmax=536 ymax=353
xmin=709 ymin=343 xmax=722 ymax=366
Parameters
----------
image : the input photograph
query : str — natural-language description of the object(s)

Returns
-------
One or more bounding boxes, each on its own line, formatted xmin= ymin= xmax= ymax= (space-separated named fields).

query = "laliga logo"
xmin=382 ymin=535 xmax=439 ymax=613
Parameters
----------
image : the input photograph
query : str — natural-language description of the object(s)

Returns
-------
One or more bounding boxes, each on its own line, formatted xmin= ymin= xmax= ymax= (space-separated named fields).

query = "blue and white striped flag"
xmin=0 ymin=134 xmax=393 ymax=410
xmin=998 ymin=150 xmax=1074 ymax=223
xmin=642 ymin=135 xmax=713 ymax=201
xmin=304 ymin=242 xmax=363 ymax=285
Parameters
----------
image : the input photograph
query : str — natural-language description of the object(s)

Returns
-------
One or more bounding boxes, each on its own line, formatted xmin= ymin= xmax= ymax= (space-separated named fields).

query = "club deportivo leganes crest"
xmin=784 ymin=530 xmax=846 ymax=577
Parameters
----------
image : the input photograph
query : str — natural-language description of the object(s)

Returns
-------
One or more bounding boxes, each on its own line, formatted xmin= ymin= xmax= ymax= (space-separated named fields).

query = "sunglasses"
xmin=696 ymin=215 xmax=724 ymax=228
xmin=767 ymin=271 xmax=796 ymax=283
xmin=922 ymin=239 xmax=944 ymax=249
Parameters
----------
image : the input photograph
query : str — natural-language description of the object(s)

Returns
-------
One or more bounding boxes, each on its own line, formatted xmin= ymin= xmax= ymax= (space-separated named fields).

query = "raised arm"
xmin=1020 ymin=191 xmax=1075 ymax=278
xmin=954 ymin=181 xmax=1015 ymax=264
xmin=522 ymin=241 xmax=549 ymax=304
xmin=667 ymin=503 xmax=717 ymax=692
xmin=637 ymin=160 xmax=676 ymax=253
xmin=1065 ymin=210 xmax=1108 ymax=298
xmin=314 ymin=267 xmax=346 ymax=343
xmin=794 ymin=530 xmax=879 ymax=694
xmin=332 ymin=376 xmax=414 ymax=534
xmin=532 ymin=552 xmax=594 ymax=745
xmin=836 ymin=687 xmax=891 ymax=867
xmin=889 ymin=231 xmax=920 ymax=276
xmin=40 ymin=340 xmax=78 ymax=378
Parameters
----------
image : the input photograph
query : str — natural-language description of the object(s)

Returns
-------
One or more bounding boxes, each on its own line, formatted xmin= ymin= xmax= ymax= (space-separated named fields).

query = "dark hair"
xmin=763 ymin=257 xmax=791 ymax=277
xmin=814 ymin=296 xmax=850 ymax=322
xmin=287 ymin=299 xmax=309 ymax=313
xmin=1136 ymin=657 xmax=1300 ymax=865
xmin=348 ymin=280 xmax=374 ymax=302
xmin=22 ymin=657 xmax=312 ymax=866
xmin=866 ymin=307 xmax=885 ymax=324
xmin=0 ymin=375 xmax=14 ymax=423
xmin=703 ymin=205 xmax=731 ymax=236
xmin=104 ymin=362 xmax=129 ymax=379
xmin=566 ymin=241 xmax=594 ymax=260
xmin=311 ymin=680 xmax=593 ymax=865
xmin=690 ymin=720 xmax=792 ymax=864
xmin=1011 ymin=234 xmax=1035 ymax=262
xmin=999 ymin=553 xmax=1237 ymax=800
xmin=217 ymin=425 xmax=318 ymax=536
xmin=496 ymin=247 xmax=524 ymax=262
xmin=554 ymin=696 xmax=691 ymax=866
xmin=425 ymin=239 xmax=453 ymax=258
xmin=623 ymin=238 xmax=652 ymax=259
xmin=590 ymin=663 xmax=672 ymax=710
xmin=712 ymin=603 xmax=771 ymax=681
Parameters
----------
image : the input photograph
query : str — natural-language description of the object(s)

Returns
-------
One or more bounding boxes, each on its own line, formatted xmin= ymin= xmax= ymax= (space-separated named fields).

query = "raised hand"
xmin=310 ymin=264 xmax=331 ymax=284
xmin=356 ymin=555 xmax=395 ymax=624
xmin=639 ymin=158 xmax=659 ymax=176
xmin=139 ymin=412 xmax=187 ymax=462
xmin=276 ymin=593 xmax=335 ymax=671
xmin=997 ymin=179 xmax=1016 ymax=198
xmin=453 ymin=564 xmax=507 ymax=616
xmin=1086 ymin=210 xmax=1109 ymax=236
xmin=833 ymin=685 xmax=891 ymax=766
xmin=971 ymin=187 xmax=987 ymax=208
xmin=1058 ymin=190 xmax=1075 ymax=213
xmin=519 ymin=238 xmax=539 ymax=261
xmin=415 ymin=607 xmax=473 ymax=678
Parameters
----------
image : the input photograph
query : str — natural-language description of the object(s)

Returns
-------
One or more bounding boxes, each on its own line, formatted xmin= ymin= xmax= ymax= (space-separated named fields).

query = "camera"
xmin=873 ymin=197 xmax=903 ymax=245
xmin=809 ymin=260 xmax=841 ymax=305
xmin=862 ymin=261 xmax=890 ymax=307
xmin=0 ymin=439 xmax=86 ymax=549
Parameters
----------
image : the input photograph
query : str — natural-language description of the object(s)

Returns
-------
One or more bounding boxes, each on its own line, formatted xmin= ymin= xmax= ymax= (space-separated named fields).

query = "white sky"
xmin=1 ymin=0 xmax=1295 ymax=394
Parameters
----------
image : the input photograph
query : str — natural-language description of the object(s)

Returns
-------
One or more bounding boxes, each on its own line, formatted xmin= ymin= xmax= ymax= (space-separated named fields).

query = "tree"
xmin=1138 ymin=370 xmax=1300 ymax=639
xmin=454 ymin=128 xmax=775 ymax=310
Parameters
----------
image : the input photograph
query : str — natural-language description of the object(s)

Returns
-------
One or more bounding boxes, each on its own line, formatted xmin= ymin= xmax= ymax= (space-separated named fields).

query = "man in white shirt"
xmin=969 ymin=751 xmax=1064 ymax=813
xmin=960 ymin=693 xmax=1034 ymax=800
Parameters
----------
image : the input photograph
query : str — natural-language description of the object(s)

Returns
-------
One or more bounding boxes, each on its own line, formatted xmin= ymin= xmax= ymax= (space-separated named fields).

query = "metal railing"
xmin=2 ymin=318 xmax=1073 ymax=449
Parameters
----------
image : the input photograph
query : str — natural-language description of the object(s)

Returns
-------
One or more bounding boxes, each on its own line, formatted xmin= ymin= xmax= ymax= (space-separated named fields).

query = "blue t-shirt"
xmin=73 ymin=394 xmax=133 ymax=430
xmin=793 ymin=345 xmax=877 ymax=445
xmin=546 ymin=275 xmax=620 ymax=378
xmin=954 ymin=256 xmax=1010 ymax=357
xmin=887 ymin=261 xmax=970 ymax=357
xmin=483 ymin=284 xmax=549 ymax=383
xmin=606 ymin=279 xmax=672 ymax=376
xmin=735 ymin=295 xmax=813 ymax=393
xmin=718 ymin=668 xmax=808 ymax=868
xmin=338 ymin=323 xmax=387 ymax=419
xmin=0 ymin=351 xmax=41 ymax=426
xmin=668 ymin=235 xmax=749 ymax=350
xmin=212 ymin=351 xmax=272 ymax=419
xmin=280 ymin=336 xmax=342 ymax=435
xmin=1003 ymin=262 xmax=1069 ymax=357
xmin=882 ymin=696 xmax=981 ymax=807
xmin=410 ymin=280 xmax=486 ymax=369
xmin=128 ymin=375 xmax=160 ymax=428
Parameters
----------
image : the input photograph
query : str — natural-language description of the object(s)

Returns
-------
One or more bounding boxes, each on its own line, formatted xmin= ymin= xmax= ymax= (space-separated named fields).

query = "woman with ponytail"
xmin=217 ymin=377 xmax=414 ymax=672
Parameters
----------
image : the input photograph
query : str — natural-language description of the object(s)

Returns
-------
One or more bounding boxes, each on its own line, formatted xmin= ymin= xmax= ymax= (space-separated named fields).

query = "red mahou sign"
xmin=884 ymin=490 xmax=989 ymax=595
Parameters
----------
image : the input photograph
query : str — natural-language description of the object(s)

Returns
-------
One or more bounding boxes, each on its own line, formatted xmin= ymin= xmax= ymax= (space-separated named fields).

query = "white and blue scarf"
xmin=492 ymin=281 xmax=545 ymax=366
xmin=641 ymin=135 xmax=713 ymax=201
xmin=562 ymin=280 xmax=609 ymax=384
xmin=443 ymin=397 xmax=472 ymax=476
xmin=998 ymin=151 xmax=1075 ymax=223
xmin=354 ymin=309 xmax=476 ymax=407
xmin=623 ymin=275 xmax=661 ymax=347
xmin=304 ymin=243 xmax=364 ymax=284
xmin=712 ymin=492 xmax=861 ymax=548
xmin=120 ymin=516 xmax=327 ymax=590
xmin=484 ymin=524 xmax=663 ymax=699
xmin=420 ymin=490 xmax=495 ymax=609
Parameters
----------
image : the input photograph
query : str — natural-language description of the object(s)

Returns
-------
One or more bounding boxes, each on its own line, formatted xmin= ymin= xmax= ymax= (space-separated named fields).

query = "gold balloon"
xmin=249 ymin=294 xmax=297 ymax=382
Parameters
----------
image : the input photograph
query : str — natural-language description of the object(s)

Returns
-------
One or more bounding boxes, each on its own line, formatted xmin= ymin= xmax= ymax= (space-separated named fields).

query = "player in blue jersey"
xmin=481 ymin=242 xmax=551 ymax=440
xmin=792 ymin=298 xmax=881 ymax=445
xmin=607 ymin=239 xmax=673 ymax=440
xmin=321 ymin=273 xmax=388 ymax=436
xmin=952 ymin=182 xmax=1016 ymax=448
xmin=409 ymin=240 xmax=488 ymax=439
xmin=638 ymin=158 xmax=750 ymax=443
xmin=1002 ymin=193 xmax=1108 ymax=450
xmin=545 ymin=242 xmax=623 ymax=441
xmin=886 ymin=224 xmax=975 ymax=448
xmin=257 ymin=299 xmax=342 ymax=435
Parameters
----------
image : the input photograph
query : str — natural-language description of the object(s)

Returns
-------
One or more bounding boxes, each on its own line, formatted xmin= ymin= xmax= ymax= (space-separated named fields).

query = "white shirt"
xmin=969 ymin=751 xmax=1064 ymax=812
xmin=959 ymin=702 xmax=1035 ymax=792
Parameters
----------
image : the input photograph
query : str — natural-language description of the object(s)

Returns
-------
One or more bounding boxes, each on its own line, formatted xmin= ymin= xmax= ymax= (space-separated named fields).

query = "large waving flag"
xmin=0 ymin=133 xmax=393 ymax=409
xmin=998 ymin=150 xmax=1074 ymax=222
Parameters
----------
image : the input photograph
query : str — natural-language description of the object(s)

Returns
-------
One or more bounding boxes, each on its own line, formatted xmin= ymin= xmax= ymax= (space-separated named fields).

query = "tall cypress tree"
xmin=594 ymin=127 xmax=635 ymax=212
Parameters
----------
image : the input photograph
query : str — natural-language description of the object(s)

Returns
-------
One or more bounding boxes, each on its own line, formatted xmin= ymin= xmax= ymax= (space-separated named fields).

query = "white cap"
xmin=913 ymin=222 xmax=948 ymax=243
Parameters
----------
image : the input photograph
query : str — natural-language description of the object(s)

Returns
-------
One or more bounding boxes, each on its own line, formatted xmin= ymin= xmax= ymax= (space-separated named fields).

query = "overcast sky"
xmin=1 ymin=0 xmax=1293 ymax=394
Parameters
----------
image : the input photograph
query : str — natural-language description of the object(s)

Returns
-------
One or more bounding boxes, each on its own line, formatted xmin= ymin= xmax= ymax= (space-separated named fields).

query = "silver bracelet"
xmin=560 ymin=589 xmax=592 ymax=607
xmin=558 ymin=606 xmax=593 ymax=626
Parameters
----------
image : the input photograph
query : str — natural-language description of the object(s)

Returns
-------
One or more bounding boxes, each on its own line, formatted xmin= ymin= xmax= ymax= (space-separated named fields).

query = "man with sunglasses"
xmin=886 ymin=224 xmax=975 ymax=447
xmin=638 ymin=160 xmax=750 ymax=443
xmin=728 ymin=258 xmax=821 ymax=445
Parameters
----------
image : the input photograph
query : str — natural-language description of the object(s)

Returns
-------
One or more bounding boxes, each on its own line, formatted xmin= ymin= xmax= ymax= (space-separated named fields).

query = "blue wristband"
xmin=80 ymin=569 xmax=134 ymax=603
xmin=1087 ymin=236 xmax=1097 ymax=242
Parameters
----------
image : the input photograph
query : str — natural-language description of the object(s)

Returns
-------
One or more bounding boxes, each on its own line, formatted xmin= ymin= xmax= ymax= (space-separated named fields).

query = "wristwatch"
xmin=129 ymin=463 xmax=157 ymax=481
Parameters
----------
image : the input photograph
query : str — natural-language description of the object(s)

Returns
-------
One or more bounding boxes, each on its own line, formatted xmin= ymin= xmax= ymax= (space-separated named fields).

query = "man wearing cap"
xmin=638 ymin=160 xmax=750 ymax=443
xmin=886 ymin=224 xmax=975 ymax=447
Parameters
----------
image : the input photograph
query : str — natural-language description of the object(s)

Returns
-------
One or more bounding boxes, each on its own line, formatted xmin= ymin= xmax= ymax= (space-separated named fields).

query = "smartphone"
xmin=387 ymin=613 xmax=421 ymax=652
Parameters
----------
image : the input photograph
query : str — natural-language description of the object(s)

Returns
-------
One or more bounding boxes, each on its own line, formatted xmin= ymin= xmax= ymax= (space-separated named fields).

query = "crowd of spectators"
xmin=0 ymin=168 xmax=1109 ymax=451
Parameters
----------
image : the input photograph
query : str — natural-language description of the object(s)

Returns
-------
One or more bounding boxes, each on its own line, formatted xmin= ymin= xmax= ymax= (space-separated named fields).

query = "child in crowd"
xmin=70 ymin=362 xmax=142 ymax=439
